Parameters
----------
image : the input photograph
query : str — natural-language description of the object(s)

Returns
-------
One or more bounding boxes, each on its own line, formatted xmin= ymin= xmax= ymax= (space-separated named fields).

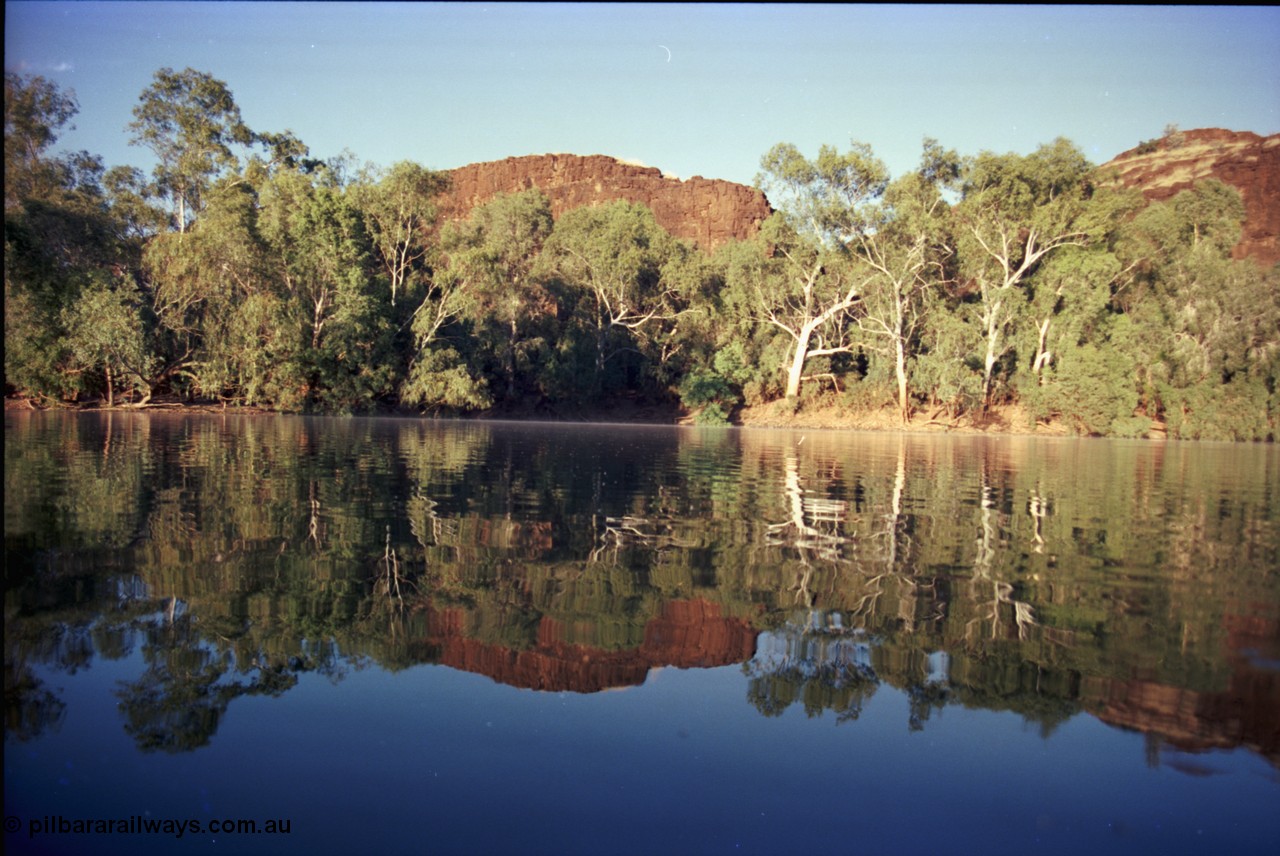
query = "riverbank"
xmin=8 ymin=392 xmax=1161 ymax=438
xmin=731 ymin=397 xmax=1091 ymax=437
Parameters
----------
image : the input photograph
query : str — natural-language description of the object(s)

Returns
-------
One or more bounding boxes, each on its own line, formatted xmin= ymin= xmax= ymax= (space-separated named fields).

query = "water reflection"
xmin=4 ymin=412 xmax=1278 ymax=770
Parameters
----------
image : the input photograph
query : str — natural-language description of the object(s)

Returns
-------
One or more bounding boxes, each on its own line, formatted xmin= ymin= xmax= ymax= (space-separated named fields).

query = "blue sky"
xmin=7 ymin=2 xmax=1279 ymax=188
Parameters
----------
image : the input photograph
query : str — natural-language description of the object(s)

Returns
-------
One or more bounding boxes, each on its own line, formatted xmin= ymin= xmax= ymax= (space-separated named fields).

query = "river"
xmin=5 ymin=412 xmax=1278 ymax=854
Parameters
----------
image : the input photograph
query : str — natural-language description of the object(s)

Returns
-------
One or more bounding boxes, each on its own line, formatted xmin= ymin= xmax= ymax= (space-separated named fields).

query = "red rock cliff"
xmin=439 ymin=154 xmax=772 ymax=252
xmin=1102 ymin=128 xmax=1280 ymax=268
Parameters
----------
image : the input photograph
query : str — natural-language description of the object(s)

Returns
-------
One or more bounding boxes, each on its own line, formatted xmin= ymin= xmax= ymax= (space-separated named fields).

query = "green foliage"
xmin=220 ymin=291 xmax=306 ymax=409
xmin=401 ymin=346 xmax=492 ymax=411
xmin=756 ymin=140 xmax=889 ymax=242
xmin=841 ymin=378 xmax=895 ymax=411
xmin=61 ymin=276 xmax=157 ymax=404
xmin=1162 ymin=378 xmax=1273 ymax=441
xmin=4 ymin=273 xmax=75 ymax=400
xmin=538 ymin=200 xmax=683 ymax=398
xmin=913 ymin=305 xmax=983 ymax=416
xmin=1036 ymin=341 xmax=1140 ymax=436
xmin=127 ymin=67 xmax=258 ymax=232
xmin=439 ymin=190 xmax=555 ymax=403
xmin=352 ymin=160 xmax=449 ymax=309
xmin=4 ymin=68 xmax=1275 ymax=437
xmin=679 ymin=369 xmax=738 ymax=425
xmin=5 ymin=71 xmax=80 ymax=209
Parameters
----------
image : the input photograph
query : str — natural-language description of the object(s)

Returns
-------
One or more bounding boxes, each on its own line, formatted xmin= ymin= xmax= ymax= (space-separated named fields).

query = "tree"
xmin=352 ymin=161 xmax=449 ymax=308
xmin=954 ymin=138 xmax=1097 ymax=411
xmin=127 ymin=68 xmax=255 ymax=232
xmin=750 ymin=141 xmax=892 ymax=399
xmin=61 ymin=276 xmax=157 ymax=406
xmin=538 ymin=201 xmax=682 ymax=395
xmin=738 ymin=215 xmax=867 ymax=400
xmin=850 ymin=161 xmax=955 ymax=422
xmin=143 ymin=179 xmax=271 ymax=401
xmin=258 ymin=169 xmax=392 ymax=410
xmin=1116 ymin=181 xmax=1279 ymax=439
xmin=5 ymin=73 xmax=145 ymax=403
xmin=4 ymin=72 xmax=79 ymax=211
xmin=440 ymin=190 xmax=555 ymax=401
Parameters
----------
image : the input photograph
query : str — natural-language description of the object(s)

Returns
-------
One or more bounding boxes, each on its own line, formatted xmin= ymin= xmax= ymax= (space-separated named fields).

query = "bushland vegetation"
xmin=6 ymin=69 xmax=1278 ymax=439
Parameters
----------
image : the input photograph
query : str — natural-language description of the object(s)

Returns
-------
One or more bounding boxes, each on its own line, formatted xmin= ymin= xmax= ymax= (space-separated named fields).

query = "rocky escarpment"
xmin=439 ymin=154 xmax=772 ymax=251
xmin=1103 ymin=128 xmax=1280 ymax=267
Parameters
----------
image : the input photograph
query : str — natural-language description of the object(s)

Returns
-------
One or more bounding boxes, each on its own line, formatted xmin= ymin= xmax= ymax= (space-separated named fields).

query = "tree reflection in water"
xmin=4 ymin=412 xmax=1278 ymax=769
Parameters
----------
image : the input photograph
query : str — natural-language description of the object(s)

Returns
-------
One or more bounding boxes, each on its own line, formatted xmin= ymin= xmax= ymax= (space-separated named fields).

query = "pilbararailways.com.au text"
xmin=8 ymin=814 xmax=292 ymax=840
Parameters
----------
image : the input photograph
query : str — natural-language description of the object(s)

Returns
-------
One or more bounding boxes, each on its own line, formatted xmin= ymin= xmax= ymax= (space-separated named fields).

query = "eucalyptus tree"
xmin=1012 ymin=245 xmax=1143 ymax=435
xmin=127 ymin=67 xmax=256 ymax=232
xmin=5 ymin=72 xmax=156 ymax=403
xmin=750 ymin=141 xmax=891 ymax=399
xmin=994 ymin=178 xmax=1146 ymax=434
xmin=1116 ymin=180 xmax=1279 ymax=439
xmin=953 ymin=138 xmax=1097 ymax=412
xmin=5 ymin=73 xmax=79 ymax=398
xmin=396 ymin=192 xmax=503 ymax=411
xmin=537 ymin=200 xmax=682 ymax=396
xmin=60 ymin=276 xmax=156 ymax=406
xmin=850 ymin=165 xmax=955 ymax=422
xmin=711 ymin=237 xmax=796 ymax=404
xmin=257 ymin=166 xmax=393 ymax=410
xmin=4 ymin=71 xmax=79 ymax=212
xmin=351 ymin=160 xmax=449 ymax=309
xmin=438 ymin=189 xmax=555 ymax=401
xmin=143 ymin=178 xmax=273 ymax=402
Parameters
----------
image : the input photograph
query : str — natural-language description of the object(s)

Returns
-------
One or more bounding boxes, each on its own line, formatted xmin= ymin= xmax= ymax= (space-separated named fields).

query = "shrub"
xmin=679 ymin=369 xmax=738 ymax=425
xmin=1161 ymin=379 xmax=1272 ymax=441
xmin=1039 ymin=342 xmax=1140 ymax=436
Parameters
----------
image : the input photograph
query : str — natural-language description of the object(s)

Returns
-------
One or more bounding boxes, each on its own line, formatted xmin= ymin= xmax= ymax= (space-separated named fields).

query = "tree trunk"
xmin=105 ymin=364 xmax=114 ymax=408
xmin=1032 ymin=317 xmax=1052 ymax=383
xmin=595 ymin=320 xmax=607 ymax=395
xmin=895 ymin=338 xmax=910 ymax=423
xmin=507 ymin=315 xmax=518 ymax=399
xmin=784 ymin=337 xmax=809 ymax=399
xmin=981 ymin=320 xmax=1000 ymax=413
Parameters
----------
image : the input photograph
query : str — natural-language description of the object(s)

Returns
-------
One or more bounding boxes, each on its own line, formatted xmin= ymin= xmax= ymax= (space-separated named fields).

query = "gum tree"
xmin=538 ymin=201 xmax=681 ymax=395
xmin=954 ymin=138 xmax=1096 ymax=411
xmin=127 ymin=68 xmax=255 ymax=232
xmin=751 ymin=141 xmax=890 ymax=399
xmin=440 ymin=189 xmax=555 ymax=401
xmin=352 ymin=160 xmax=449 ymax=308
xmin=850 ymin=159 xmax=956 ymax=422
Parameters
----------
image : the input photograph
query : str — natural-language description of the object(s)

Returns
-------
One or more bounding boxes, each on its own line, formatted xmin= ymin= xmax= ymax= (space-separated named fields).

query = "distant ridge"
xmin=1102 ymin=128 xmax=1280 ymax=267
xmin=438 ymin=153 xmax=773 ymax=252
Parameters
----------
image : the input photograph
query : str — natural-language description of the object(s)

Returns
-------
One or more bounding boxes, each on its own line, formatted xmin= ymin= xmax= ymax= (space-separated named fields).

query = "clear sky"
xmin=7 ymin=2 xmax=1280 ymax=188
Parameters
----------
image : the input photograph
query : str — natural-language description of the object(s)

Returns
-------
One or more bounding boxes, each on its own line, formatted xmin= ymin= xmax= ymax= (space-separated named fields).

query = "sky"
xmin=6 ymin=2 xmax=1280 ymax=190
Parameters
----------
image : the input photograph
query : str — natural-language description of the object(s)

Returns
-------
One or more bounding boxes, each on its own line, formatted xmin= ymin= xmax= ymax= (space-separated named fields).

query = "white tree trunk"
xmin=785 ymin=338 xmax=809 ymax=399
xmin=895 ymin=338 xmax=909 ymax=422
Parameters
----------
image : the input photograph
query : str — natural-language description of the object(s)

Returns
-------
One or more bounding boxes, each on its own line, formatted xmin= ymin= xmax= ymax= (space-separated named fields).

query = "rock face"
xmin=439 ymin=154 xmax=773 ymax=252
xmin=1102 ymin=128 xmax=1280 ymax=268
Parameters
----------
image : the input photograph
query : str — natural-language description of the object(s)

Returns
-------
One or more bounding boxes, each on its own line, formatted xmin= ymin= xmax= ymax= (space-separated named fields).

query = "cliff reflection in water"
xmin=5 ymin=412 xmax=1278 ymax=767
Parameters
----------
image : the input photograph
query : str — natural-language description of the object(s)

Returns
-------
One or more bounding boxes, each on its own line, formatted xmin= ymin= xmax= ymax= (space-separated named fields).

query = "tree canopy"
xmin=4 ymin=69 xmax=1276 ymax=440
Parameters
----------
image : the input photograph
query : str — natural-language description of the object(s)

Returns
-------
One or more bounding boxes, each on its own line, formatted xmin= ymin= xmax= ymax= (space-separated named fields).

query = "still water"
xmin=4 ymin=412 xmax=1279 ymax=855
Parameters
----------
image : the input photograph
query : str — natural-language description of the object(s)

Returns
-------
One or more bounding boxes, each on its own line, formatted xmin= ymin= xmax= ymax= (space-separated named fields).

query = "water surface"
xmin=5 ymin=412 xmax=1279 ymax=854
